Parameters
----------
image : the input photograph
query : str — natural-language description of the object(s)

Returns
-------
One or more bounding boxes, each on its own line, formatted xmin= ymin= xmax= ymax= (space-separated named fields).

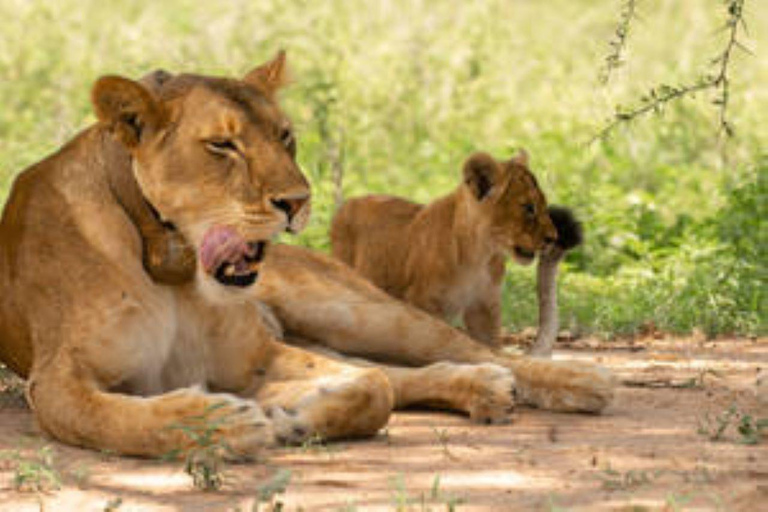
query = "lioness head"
xmin=462 ymin=150 xmax=557 ymax=265
xmin=92 ymin=51 xmax=310 ymax=297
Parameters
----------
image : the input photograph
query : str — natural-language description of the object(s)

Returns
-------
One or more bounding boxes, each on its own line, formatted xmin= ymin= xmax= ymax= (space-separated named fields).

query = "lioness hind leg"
xmin=28 ymin=359 xmax=274 ymax=460
xmin=254 ymin=343 xmax=393 ymax=444
xmin=508 ymin=358 xmax=614 ymax=413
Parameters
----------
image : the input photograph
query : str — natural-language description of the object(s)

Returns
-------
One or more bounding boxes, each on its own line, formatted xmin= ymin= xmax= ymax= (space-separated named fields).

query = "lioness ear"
xmin=244 ymin=50 xmax=289 ymax=97
xmin=511 ymin=148 xmax=529 ymax=167
xmin=92 ymin=76 xmax=164 ymax=148
xmin=463 ymin=152 xmax=500 ymax=201
xmin=139 ymin=69 xmax=174 ymax=94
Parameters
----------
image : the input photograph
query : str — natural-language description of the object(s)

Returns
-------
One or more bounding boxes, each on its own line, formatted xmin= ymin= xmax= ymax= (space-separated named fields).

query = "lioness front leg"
xmin=28 ymin=355 xmax=274 ymax=460
xmin=253 ymin=343 xmax=393 ymax=443
xmin=258 ymin=245 xmax=614 ymax=414
xmin=381 ymin=363 xmax=515 ymax=424
xmin=299 ymin=346 xmax=515 ymax=424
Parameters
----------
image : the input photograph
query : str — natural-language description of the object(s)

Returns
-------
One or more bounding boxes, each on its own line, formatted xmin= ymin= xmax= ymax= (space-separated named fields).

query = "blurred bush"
xmin=0 ymin=0 xmax=764 ymax=337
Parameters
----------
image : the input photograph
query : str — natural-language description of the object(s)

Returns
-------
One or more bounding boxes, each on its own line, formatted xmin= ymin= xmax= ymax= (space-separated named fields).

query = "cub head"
xmin=92 ymin=51 xmax=310 ymax=298
xmin=462 ymin=150 xmax=557 ymax=265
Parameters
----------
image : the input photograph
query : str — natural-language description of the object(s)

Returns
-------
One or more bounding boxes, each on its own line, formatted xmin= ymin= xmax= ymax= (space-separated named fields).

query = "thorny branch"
xmin=593 ymin=0 xmax=750 ymax=143
xmin=599 ymin=0 xmax=637 ymax=84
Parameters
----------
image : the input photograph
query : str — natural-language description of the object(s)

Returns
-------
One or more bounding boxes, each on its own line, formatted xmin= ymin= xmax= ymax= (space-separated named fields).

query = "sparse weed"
xmin=598 ymin=465 xmax=660 ymax=491
xmin=389 ymin=473 xmax=464 ymax=511
xmin=103 ymin=497 xmax=123 ymax=511
xmin=296 ymin=432 xmax=343 ymax=458
xmin=697 ymin=404 xmax=767 ymax=444
xmin=164 ymin=401 xmax=238 ymax=491
xmin=432 ymin=427 xmax=457 ymax=460
xmin=681 ymin=368 xmax=722 ymax=389
xmin=253 ymin=468 xmax=292 ymax=512
xmin=0 ymin=445 xmax=61 ymax=493
xmin=735 ymin=413 xmax=768 ymax=445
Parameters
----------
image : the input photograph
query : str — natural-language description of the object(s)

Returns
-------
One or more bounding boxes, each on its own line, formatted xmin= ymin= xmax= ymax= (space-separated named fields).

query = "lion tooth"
xmin=224 ymin=263 xmax=236 ymax=276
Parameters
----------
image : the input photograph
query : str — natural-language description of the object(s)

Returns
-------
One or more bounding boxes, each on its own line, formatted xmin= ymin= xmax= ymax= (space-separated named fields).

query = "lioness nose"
xmin=270 ymin=194 xmax=309 ymax=222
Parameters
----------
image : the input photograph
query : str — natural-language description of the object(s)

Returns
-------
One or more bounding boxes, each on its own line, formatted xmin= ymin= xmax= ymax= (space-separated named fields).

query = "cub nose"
xmin=544 ymin=234 xmax=557 ymax=244
xmin=270 ymin=194 xmax=309 ymax=222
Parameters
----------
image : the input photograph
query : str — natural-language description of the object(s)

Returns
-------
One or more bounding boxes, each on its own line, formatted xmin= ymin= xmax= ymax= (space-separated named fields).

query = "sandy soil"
xmin=0 ymin=336 xmax=765 ymax=511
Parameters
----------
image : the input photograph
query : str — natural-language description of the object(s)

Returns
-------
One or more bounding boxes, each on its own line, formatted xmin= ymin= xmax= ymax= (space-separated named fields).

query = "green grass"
xmin=0 ymin=0 xmax=765 ymax=336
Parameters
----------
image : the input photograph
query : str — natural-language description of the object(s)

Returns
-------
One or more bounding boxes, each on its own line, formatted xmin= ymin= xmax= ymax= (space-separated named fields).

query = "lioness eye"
xmin=205 ymin=138 xmax=238 ymax=155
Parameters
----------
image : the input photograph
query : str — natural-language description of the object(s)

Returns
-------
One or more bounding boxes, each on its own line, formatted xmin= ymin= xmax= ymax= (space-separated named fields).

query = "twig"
xmin=599 ymin=0 xmax=637 ymax=84
xmin=593 ymin=0 xmax=750 ymax=143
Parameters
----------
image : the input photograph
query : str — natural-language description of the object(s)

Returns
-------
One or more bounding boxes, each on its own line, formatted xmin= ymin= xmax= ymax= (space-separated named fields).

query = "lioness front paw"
xmin=465 ymin=364 xmax=516 ymax=425
xmin=202 ymin=394 xmax=276 ymax=461
xmin=266 ymin=406 xmax=314 ymax=445
xmin=511 ymin=359 xmax=615 ymax=413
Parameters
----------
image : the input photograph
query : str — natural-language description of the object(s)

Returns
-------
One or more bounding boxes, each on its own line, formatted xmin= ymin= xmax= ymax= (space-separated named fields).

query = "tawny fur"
xmin=0 ymin=54 xmax=613 ymax=459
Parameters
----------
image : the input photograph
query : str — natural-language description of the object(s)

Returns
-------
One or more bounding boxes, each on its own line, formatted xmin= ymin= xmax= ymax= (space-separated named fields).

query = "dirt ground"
xmin=0 ymin=336 xmax=765 ymax=511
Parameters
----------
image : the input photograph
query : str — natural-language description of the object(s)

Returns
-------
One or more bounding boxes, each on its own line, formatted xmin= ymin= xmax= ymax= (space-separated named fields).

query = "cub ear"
xmin=463 ymin=152 xmax=500 ymax=201
xmin=92 ymin=76 xmax=164 ymax=148
xmin=511 ymin=148 xmax=529 ymax=167
xmin=244 ymin=50 xmax=289 ymax=97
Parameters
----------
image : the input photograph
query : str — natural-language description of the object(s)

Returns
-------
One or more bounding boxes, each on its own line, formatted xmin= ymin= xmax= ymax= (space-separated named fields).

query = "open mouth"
xmin=200 ymin=226 xmax=268 ymax=288
xmin=213 ymin=240 xmax=266 ymax=287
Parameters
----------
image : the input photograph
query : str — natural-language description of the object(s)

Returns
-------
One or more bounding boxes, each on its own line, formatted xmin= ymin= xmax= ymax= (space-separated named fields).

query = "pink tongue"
xmin=199 ymin=226 xmax=249 ymax=273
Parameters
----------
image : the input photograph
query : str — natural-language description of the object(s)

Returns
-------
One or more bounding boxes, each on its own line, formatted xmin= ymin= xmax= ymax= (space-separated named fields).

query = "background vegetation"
xmin=0 ymin=0 xmax=764 ymax=337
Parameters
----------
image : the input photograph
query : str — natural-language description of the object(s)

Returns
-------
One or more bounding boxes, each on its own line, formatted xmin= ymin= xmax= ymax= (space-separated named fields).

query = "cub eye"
xmin=523 ymin=203 xmax=536 ymax=216
xmin=204 ymin=138 xmax=239 ymax=155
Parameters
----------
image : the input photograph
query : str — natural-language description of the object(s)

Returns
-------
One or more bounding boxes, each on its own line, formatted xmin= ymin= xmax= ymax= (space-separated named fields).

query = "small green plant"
xmin=664 ymin=492 xmax=694 ymax=512
xmin=164 ymin=401 xmax=239 ymax=491
xmin=697 ymin=404 xmax=767 ymax=444
xmin=598 ymin=465 xmax=658 ymax=491
xmin=432 ymin=427 xmax=457 ymax=460
xmin=546 ymin=494 xmax=570 ymax=512
xmin=67 ymin=462 xmax=93 ymax=488
xmin=390 ymin=473 xmax=410 ymax=511
xmin=735 ymin=413 xmax=768 ymax=445
xmin=0 ymin=445 xmax=62 ymax=492
xmin=253 ymin=468 xmax=292 ymax=512
xmin=697 ymin=404 xmax=739 ymax=441
xmin=103 ymin=497 xmax=123 ymax=511
xmin=389 ymin=473 xmax=464 ymax=511
xmin=296 ymin=432 xmax=343 ymax=458
xmin=681 ymin=368 xmax=721 ymax=389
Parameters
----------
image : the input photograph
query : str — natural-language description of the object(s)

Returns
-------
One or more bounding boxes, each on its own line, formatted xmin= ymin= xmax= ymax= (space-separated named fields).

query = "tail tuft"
xmin=548 ymin=206 xmax=583 ymax=251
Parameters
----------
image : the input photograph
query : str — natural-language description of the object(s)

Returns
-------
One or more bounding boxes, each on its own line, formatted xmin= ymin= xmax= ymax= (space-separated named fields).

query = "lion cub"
xmin=331 ymin=150 xmax=582 ymax=351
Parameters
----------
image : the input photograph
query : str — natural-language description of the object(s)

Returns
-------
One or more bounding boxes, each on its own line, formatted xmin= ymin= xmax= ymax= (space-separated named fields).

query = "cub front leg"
xmin=462 ymin=294 xmax=502 ymax=346
xmin=28 ymin=356 xmax=274 ymax=460
xmin=463 ymin=253 xmax=504 ymax=345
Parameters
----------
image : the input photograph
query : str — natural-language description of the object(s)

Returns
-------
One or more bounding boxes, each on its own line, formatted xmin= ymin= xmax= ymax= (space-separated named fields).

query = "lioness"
xmin=0 ymin=52 xmax=612 ymax=459
xmin=330 ymin=151 xmax=582 ymax=354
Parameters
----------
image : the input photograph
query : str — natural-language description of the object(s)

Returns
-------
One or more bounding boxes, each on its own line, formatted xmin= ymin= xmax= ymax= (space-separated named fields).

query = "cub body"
xmin=331 ymin=151 xmax=578 ymax=348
